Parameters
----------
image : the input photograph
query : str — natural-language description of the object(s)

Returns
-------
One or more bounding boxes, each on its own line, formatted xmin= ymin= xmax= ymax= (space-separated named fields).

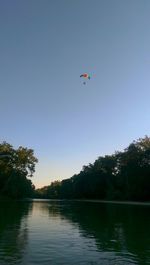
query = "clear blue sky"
xmin=1 ymin=0 xmax=150 ymax=188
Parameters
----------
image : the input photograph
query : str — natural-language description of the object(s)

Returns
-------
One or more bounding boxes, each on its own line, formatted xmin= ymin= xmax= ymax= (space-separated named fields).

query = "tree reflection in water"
xmin=45 ymin=200 xmax=150 ymax=265
xmin=0 ymin=201 xmax=32 ymax=265
xmin=0 ymin=200 xmax=150 ymax=265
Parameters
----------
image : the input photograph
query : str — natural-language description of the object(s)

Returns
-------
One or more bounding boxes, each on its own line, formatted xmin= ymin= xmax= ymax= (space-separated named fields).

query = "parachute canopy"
xmin=80 ymin=73 xmax=91 ymax=84
xmin=80 ymin=73 xmax=91 ymax=79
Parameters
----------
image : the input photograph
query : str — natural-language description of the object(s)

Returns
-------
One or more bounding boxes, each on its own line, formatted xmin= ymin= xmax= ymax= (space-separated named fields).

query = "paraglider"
xmin=80 ymin=73 xmax=91 ymax=85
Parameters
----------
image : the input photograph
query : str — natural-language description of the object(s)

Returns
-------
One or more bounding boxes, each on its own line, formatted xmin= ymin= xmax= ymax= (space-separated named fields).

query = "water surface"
xmin=0 ymin=200 xmax=150 ymax=265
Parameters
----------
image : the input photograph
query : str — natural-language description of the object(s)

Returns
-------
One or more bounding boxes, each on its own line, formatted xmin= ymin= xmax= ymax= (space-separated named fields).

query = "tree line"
xmin=1 ymin=136 xmax=150 ymax=201
xmin=35 ymin=136 xmax=150 ymax=201
xmin=0 ymin=142 xmax=38 ymax=199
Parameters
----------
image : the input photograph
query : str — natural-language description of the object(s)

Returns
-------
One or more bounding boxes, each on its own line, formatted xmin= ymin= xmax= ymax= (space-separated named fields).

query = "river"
xmin=0 ymin=199 xmax=150 ymax=265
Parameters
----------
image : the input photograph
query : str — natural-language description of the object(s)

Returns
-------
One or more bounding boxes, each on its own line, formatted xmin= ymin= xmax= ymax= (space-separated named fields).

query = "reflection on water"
xmin=0 ymin=201 xmax=32 ymax=265
xmin=0 ymin=200 xmax=150 ymax=265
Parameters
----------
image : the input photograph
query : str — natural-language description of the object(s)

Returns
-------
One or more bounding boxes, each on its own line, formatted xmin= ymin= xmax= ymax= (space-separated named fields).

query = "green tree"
xmin=0 ymin=142 xmax=38 ymax=199
xmin=35 ymin=136 xmax=150 ymax=202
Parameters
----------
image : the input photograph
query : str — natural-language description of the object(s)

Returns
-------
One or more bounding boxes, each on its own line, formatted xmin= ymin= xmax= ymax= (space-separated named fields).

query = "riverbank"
xmin=73 ymin=199 xmax=150 ymax=206
xmin=31 ymin=198 xmax=150 ymax=206
xmin=1 ymin=196 xmax=150 ymax=206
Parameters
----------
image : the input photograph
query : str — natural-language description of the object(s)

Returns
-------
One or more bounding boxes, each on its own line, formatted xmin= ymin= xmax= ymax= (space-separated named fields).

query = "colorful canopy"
xmin=80 ymin=73 xmax=91 ymax=79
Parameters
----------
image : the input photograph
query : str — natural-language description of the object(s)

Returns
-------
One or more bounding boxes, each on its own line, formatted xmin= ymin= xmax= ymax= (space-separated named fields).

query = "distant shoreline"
xmin=31 ymin=198 xmax=150 ymax=206
xmin=73 ymin=199 xmax=150 ymax=206
xmin=1 ymin=197 xmax=150 ymax=206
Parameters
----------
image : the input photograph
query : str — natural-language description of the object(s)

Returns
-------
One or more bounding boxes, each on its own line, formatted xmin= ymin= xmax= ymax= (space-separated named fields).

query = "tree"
xmin=0 ymin=142 xmax=38 ymax=199
xmin=35 ymin=136 xmax=150 ymax=202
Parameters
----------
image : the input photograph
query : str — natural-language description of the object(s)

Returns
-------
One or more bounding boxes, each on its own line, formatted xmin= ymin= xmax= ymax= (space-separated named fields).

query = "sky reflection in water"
xmin=0 ymin=200 xmax=150 ymax=265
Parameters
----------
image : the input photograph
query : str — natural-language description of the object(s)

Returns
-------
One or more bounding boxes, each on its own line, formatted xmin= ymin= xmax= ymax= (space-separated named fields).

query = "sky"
xmin=0 ymin=0 xmax=150 ymax=188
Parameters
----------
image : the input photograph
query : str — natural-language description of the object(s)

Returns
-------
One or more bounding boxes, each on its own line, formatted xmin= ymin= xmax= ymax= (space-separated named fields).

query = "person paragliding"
xmin=80 ymin=73 xmax=91 ymax=85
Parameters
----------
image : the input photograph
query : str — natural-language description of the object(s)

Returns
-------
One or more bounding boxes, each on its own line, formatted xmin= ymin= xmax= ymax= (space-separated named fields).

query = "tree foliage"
xmin=36 ymin=136 xmax=150 ymax=201
xmin=0 ymin=142 xmax=38 ymax=199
